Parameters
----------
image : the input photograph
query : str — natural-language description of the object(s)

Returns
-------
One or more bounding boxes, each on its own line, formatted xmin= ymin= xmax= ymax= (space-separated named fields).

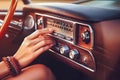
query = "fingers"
xmin=27 ymin=28 xmax=54 ymax=40
xmin=28 ymin=36 xmax=52 ymax=46
xmin=32 ymin=39 xmax=54 ymax=52
xmin=34 ymin=44 xmax=53 ymax=56
xmin=23 ymin=32 xmax=54 ymax=56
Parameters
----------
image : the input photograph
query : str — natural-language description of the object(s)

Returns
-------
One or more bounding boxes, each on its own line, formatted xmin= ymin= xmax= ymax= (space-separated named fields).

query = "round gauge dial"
xmin=24 ymin=15 xmax=35 ymax=29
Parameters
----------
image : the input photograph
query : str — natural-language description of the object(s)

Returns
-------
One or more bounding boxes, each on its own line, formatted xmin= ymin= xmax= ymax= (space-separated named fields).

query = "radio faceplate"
xmin=36 ymin=13 xmax=78 ymax=44
xmin=36 ymin=13 xmax=94 ymax=50
xmin=35 ymin=13 xmax=95 ymax=72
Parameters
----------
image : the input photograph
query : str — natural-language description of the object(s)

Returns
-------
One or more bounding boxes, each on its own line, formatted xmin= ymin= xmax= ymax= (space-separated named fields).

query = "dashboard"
xmin=23 ymin=3 xmax=96 ymax=72
xmin=22 ymin=2 xmax=120 ymax=80
xmin=2 ymin=2 xmax=119 ymax=80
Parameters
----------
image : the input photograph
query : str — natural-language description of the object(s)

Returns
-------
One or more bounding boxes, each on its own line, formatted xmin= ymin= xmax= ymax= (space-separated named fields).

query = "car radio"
xmin=36 ymin=13 xmax=94 ymax=49
xmin=35 ymin=13 xmax=95 ymax=72
xmin=45 ymin=16 xmax=77 ymax=44
xmin=36 ymin=13 xmax=78 ymax=44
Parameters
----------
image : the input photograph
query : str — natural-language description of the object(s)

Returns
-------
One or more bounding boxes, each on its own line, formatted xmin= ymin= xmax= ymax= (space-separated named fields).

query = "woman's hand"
xmin=13 ymin=28 xmax=54 ymax=68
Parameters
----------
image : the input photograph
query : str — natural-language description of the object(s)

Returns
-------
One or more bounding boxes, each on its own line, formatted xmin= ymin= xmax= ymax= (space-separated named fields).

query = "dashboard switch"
xmin=81 ymin=30 xmax=90 ymax=44
xmin=69 ymin=49 xmax=80 ymax=60
xmin=60 ymin=45 xmax=69 ymax=55
xmin=37 ymin=17 xmax=43 ymax=26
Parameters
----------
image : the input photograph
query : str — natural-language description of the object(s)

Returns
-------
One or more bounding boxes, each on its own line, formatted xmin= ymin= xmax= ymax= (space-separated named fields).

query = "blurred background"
xmin=0 ymin=0 xmax=75 ymax=10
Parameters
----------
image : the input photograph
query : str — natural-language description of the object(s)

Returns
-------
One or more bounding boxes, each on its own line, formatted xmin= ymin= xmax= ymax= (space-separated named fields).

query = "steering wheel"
xmin=0 ymin=0 xmax=18 ymax=38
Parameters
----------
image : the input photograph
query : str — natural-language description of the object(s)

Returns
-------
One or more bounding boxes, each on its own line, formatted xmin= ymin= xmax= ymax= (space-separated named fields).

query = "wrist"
xmin=0 ymin=61 xmax=10 ymax=79
xmin=2 ymin=56 xmax=21 ymax=76
xmin=13 ymin=55 xmax=23 ymax=68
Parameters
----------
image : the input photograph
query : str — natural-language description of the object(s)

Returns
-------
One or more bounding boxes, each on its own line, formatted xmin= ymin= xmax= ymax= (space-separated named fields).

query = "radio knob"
xmin=81 ymin=30 xmax=90 ymax=44
xmin=37 ymin=17 xmax=43 ymax=25
xmin=60 ymin=45 xmax=69 ymax=55
xmin=69 ymin=49 xmax=80 ymax=60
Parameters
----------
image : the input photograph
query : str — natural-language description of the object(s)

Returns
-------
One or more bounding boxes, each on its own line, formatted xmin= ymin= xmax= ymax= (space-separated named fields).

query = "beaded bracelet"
xmin=2 ymin=56 xmax=21 ymax=76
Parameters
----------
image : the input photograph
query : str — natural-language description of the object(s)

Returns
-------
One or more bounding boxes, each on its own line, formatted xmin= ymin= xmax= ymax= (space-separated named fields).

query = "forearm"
xmin=0 ymin=61 xmax=10 ymax=79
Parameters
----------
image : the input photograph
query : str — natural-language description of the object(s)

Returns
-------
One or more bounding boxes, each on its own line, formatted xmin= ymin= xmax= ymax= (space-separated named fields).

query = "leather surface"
xmin=28 ymin=3 xmax=120 ymax=21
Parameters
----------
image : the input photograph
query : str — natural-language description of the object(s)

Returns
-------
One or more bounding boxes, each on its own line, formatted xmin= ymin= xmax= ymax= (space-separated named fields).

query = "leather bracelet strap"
xmin=2 ymin=57 xmax=12 ymax=75
xmin=9 ymin=56 xmax=21 ymax=75
xmin=2 ymin=56 xmax=21 ymax=76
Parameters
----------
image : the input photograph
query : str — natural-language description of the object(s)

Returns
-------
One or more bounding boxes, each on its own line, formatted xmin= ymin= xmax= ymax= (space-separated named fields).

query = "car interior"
xmin=0 ymin=0 xmax=120 ymax=80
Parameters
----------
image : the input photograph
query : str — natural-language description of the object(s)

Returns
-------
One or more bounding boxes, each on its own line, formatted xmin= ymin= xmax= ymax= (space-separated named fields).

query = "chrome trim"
xmin=35 ymin=13 xmax=96 ymax=72
xmin=76 ymin=22 xmax=94 ymax=50
xmin=0 ymin=20 xmax=4 ymax=26
xmin=0 ymin=12 xmax=23 ymax=15
xmin=24 ymin=15 xmax=35 ymax=30
xmin=36 ymin=13 xmax=76 ymax=44
xmin=35 ymin=13 xmax=94 ymax=50
xmin=0 ymin=19 xmax=22 ymax=31
xmin=49 ymin=49 xmax=95 ymax=72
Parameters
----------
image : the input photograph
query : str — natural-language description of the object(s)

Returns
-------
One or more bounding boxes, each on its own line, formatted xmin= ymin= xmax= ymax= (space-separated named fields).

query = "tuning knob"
xmin=81 ymin=30 xmax=90 ymax=44
xmin=69 ymin=49 xmax=80 ymax=60
xmin=37 ymin=17 xmax=43 ymax=25
xmin=60 ymin=45 xmax=69 ymax=55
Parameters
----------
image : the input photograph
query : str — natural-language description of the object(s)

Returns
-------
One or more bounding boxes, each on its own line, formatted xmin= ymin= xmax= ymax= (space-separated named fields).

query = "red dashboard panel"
xmin=23 ymin=3 xmax=120 ymax=80
xmin=25 ymin=13 xmax=96 ymax=72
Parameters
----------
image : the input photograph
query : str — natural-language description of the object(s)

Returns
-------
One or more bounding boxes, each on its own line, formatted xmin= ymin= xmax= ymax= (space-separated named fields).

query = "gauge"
xmin=24 ymin=15 xmax=35 ymax=29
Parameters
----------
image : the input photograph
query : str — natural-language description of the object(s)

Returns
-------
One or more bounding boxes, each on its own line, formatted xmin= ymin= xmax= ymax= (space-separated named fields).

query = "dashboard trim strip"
xmin=49 ymin=49 xmax=95 ymax=72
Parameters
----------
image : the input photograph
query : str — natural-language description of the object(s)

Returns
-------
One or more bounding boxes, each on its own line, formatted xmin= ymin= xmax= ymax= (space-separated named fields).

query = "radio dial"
xmin=60 ymin=45 xmax=69 ymax=55
xmin=69 ymin=49 xmax=80 ymax=60
xmin=81 ymin=30 xmax=90 ymax=44
xmin=37 ymin=17 xmax=43 ymax=25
